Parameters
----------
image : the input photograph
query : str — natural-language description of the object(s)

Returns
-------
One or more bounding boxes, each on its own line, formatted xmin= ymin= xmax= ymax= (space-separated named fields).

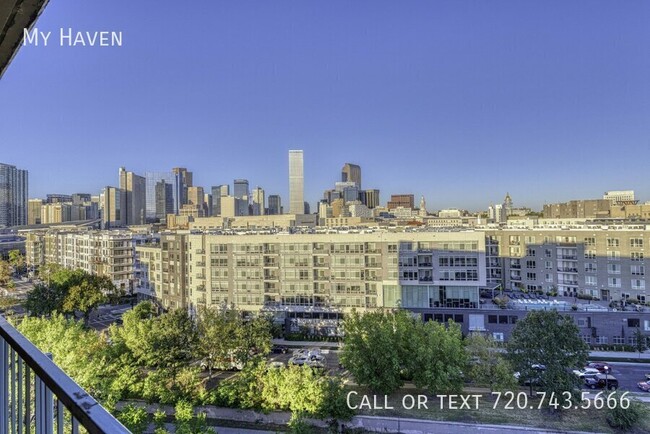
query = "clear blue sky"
xmin=1 ymin=1 xmax=649 ymax=211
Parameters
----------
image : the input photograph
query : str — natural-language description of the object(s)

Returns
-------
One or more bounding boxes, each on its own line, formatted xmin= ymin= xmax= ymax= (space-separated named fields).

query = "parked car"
xmin=267 ymin=361 xmax=285 ymax=370
xmin=645 ymin=373 xmax=650 ymax=381
xmin=586 ymin=362 xmax=613 ymax=373
xmin=637 ymin=381 xmax=650 ymax=392
xmin=289 ymin=356 xmax=309 ymax=366
xmin=271 ymin=345 xmax=288 ymax=354
xmin=572 ymin=368 xmax=600 ymax=379
xmin=585 ymin=374 xmax=618 ymax=390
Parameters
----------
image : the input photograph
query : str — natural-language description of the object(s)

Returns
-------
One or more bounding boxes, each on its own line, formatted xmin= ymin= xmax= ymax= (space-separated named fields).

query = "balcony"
xmin=557 ymin=267 xmax=578 ymax=273
xmin=0 ymin=316 xmax=128 ymax=433
xmin=557 ymin=255 xmax=577 ymax=260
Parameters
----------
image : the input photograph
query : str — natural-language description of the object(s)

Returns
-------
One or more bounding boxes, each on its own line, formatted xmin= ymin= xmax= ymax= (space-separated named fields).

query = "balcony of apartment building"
xmin=557 ymin=266 xmax=579 ymax=273
xmin=0 ymin=317 xmax=128 ymax=433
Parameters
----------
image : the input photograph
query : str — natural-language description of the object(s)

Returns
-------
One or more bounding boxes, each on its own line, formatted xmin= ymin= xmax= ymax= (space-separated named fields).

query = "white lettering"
xmin=60 ymin=28 xmax=72 ymax=46
xmin=402 ymin=395 xmax=415 ymax=410
xmin=346 ymin=391 xmax=358 ymax=410
xmin=111 ymin=32 xmax=122 ymax=46
xmin=86 ymin=32 xmax=98 ymax=46
xmin=23 ymin=29 xmax=51 ymax=46
xmin=417 ymin=394 xmax=429 ymax=409
xmin=73 ymin=32 xmax=86 ymax=46
xmin=359 ymin=394 xmax=371 ymax=410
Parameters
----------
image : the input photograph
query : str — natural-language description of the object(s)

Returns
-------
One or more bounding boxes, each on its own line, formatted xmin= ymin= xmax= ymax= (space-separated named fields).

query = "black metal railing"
xmin=0 ymin=316 xmax=129 ymax=434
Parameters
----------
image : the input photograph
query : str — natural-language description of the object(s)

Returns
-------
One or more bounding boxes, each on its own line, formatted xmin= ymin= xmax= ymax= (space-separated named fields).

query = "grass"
xmin=347 ymin=386 xmax=650 ymax=433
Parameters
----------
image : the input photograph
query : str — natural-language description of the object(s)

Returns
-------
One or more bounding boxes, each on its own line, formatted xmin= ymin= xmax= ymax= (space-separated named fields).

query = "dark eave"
xmin=0 ymin=0 xmax=49 ymax=79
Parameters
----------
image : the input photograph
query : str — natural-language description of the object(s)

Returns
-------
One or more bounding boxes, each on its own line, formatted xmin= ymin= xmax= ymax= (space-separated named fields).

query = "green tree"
xmin=408 ymin=319 xmax=466 ymax=394
xmin=117 ymin=403 xmax=149 ymax=434
xmin=507 ymin=310 xmax=589 ymax=402
xmin=63 ymin=279 xmax=107 ymax=324
xmin=465 ymin=333 xmax=518 ymax=392
xmin=0 ymin=260 xmax=13 ymax=289
xmin=24 ymin=283 xmax=66 ymax=316
xmin=340 ymin=309 xmax=405 ymax=394
xmin=174 ymin=401 xmax=215 ymax=434
xmin=196 ymin=307 xmax=244 ymax=375
xmin=8 ymin=250 xmax=25 ymax=275
xmin=633 ymin=327 xmax=649 ymax=358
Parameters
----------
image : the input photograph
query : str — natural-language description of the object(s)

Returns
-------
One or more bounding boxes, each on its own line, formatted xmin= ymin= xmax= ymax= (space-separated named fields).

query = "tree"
xmin=465 ymin=333 xmax=518 ymax=392
xmin=408 ymin=319 xmax=466 ymax=394
xmin=24 ymin=283 xmax=66 ymax=316
xmin=0 ymin=260 xmax=13 ymax=289
xmin=174 ymin=401 xmax=215 ymax=434
xmin=63 ymin=279 xmax=107 ymax=324
xmin=507 ymin=310 xmax=589 ymax=402
xmin=117 ymin=403 xmax=149 ymax=434
xmin=633 ymin=327 xmax=649 ymax=359
xmin=340 ymin=309 xmax=405 ymax=394
xmin=8 ymin=250 xmax=25 ymax=275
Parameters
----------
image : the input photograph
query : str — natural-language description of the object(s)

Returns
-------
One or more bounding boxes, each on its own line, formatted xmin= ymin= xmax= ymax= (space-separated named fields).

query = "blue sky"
xmin=1 ymin=1 xmax=649 ymax=211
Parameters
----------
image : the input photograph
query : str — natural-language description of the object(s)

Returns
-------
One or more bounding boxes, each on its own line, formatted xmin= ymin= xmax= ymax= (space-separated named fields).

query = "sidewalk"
xmin=590 ymin=350 xmax=650 ymax=361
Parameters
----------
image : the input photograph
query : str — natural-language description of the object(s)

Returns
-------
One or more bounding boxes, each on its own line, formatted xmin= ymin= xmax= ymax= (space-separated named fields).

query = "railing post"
xmin=1 ymin=338 xmax=8 ymax=434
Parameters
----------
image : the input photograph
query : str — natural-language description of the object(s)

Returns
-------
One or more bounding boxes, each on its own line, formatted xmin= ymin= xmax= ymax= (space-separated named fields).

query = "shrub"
xmin=606 ymin=399 xmax=646 ymax=430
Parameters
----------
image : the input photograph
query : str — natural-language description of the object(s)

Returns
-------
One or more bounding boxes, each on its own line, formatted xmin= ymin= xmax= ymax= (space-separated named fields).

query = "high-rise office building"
xmin=362 ymin=189 xmax=380 ymax=209
xmin=211 ymin=185 xmax=229 ymax=216
xmin=100 ymin=186 xmax=124 ymax=229
xmin=71 ymin=193 xmax=91 ymax=205
xmin=268 ymin=195 xmax=282 ymax=215
xmin=233 ymin=179 xmax=249 ymax=199
xmin=172 ymin=167 xmax=193 ymax=214
xmin=145 ymin=171 xmax=175 ymax=219
xmin=341 ymin=163 xmax=361 ymax=189
xmin=45 ymin=194 xmax=72 ymax=204
xmin=119 ymin=167 xmax=147 ymax=225
xmin=204 ymin=193 xmax=213 ymax=217
xmin=155 ymin=181 xmax=174 ymax=221
xmin=0 ymin=162 xmax=28 ymax=227
xmin=387 ymin=194 xmax=414 ymax=210
xmin=252 ymin=187 xmax=265 ymax=216
xmin=289 ymin=150 xmax=304 ymax=214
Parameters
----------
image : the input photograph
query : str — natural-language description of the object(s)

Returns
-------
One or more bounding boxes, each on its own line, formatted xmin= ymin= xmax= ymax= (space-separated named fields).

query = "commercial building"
xmin=28 ymin=199 xmax=43 ymax=225
xmin=155 ymin=181 xmax=174 ymax=222
xmin=172 ymin=167 xmax=193 ymax=213
xmin=252 ymin=187 xmax=265 ymax=216
xmin=0 ymin=162 xmax=28 ymax=228
xmin=542 ymin=199 xmax=611 ymax=219
xmin=288 ymin=150 xmax=304 ymax=215
xmin=211 ymin=185 xmax=229 ymax=216
xmin=604 ymin=190 xmax=635 ymax=205
xmin=119 ymin=167 xmax=147 ymax=226
xmin=100 ymin=186 xmax=124 ymax=229
xmin=145 ymin=171 xmax=175 ymax=220
xmin=362 ymin=189 xmax=380 ymax=209
xmin=341 ymin=163 xmax=361 ymax=189
xmin=387 ymin=194 xmax=414 ymax=210
xmin=268 ymin=195 xmax=282 ymax=215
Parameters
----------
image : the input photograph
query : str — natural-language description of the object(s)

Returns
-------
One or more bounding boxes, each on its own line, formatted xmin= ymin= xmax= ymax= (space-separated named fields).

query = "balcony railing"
xmin=0 ymin=316 xmax=128 ymax=434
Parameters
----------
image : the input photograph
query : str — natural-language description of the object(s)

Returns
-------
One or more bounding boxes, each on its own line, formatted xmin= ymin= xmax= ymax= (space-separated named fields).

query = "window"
xmin=631 ymin=265 xmax=645 ymax=276
xmin=632 ymin=252 xmax=644 ymax=261
xmin=584 ymin=237 xmax=595 ymax=246
xmin=527 ymin=248 xmax=536 ymax=257
xmin=488 ymin=315 xmax=497 ymax=324
xmin=493 ymin=332 xmax=504 ymax=342
xmin=525 ymin=236 xmax=536 ymax=244
xmin=631 ymin=238 xmax=644 ymax=248
xmin=584 ymin=263 xmax=597 ymax=273
xmin=596 ymin=336 xmax=608 ymax=344
xmin=628 ymin=318 xmax=640 ymax=328
xmin=577 ymin=317 xmax=590 ymax=327
xmin=613 ymin=336 xmax=625 ymax=345
xmin=545 ymin=249 xmax=552 ymax=258
xmin=585 ymin=276 xmax=597 ymax=286
xmin=545 ymin=261 xmax=553 ymax=269
xmin=607 ymin=264 xmax=621 ymax=274
xmin=545 ymin=274 xmax=553 ymax=282
xmin=584 ymin=250 xmax=596 ymax=259
xmin=526 ymin=272 xmax=536 ymax=280
xmin=607 ymin=238 xmax=620 ymax=247
xmin=608 ymin=277 xmax=621 ymax=287
xmin=607 ymin=251 xmax=620 ymax=260
xmin=581 ymin=336 xmax=592 ymax=344
xmin=632 ymin=279 xmax=645 ymax=290
xmin=526 ymin=260 xmax=536 ymax=269
xmin=644 ymin=320 xmax=650 ymax=332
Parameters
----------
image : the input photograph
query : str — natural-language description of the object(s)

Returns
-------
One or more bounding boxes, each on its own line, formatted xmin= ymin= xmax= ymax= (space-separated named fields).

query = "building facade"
xmin=288 ymin=150 xmax=304 ymax=215
xmin=0 ymin=162 xmax=28 ymax=227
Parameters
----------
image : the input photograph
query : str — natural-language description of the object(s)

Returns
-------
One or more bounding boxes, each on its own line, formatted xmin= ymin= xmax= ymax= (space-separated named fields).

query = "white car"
xmin=572 ymin=367 xmax=600 ymax=378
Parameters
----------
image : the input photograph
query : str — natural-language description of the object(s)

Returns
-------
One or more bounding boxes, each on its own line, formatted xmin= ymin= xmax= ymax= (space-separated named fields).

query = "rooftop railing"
xmin=0 ymin=316 xmax=129 ymax=434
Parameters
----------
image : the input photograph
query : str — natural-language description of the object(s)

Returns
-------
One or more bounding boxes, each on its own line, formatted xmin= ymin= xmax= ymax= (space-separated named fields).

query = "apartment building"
xmin=485 ymin=225 xmax=650 ymax=302
xmin=24 ymin=228 xmax=146 ymax=290
xmin=136 ymin=231 xmax=486 ymax=313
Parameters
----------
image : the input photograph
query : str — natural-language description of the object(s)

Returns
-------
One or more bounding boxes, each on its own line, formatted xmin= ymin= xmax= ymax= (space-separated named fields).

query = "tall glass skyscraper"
xmin=288 ymin=150 xmax=304 ymax=214
xmin=145 ymin=171 xmax=175 ymax=219
xmin=0 ymin=162 xmax=28 ymax=227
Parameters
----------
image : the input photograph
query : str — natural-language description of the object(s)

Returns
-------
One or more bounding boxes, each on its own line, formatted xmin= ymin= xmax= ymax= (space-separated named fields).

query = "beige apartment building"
xmin=25 ymin=228 xmax=143 ymax=290
xmin=136 ymin=231 xmax=486 ymax=313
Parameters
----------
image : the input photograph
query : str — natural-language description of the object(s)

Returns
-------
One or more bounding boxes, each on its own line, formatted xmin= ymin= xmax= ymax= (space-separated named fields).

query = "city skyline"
xmin=1 ymin=1 xmax=649 ymax=210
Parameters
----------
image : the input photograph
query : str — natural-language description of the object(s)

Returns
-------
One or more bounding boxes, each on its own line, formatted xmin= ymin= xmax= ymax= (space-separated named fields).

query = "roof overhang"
xmin=0 ymin=0 xmax=50 ymax=79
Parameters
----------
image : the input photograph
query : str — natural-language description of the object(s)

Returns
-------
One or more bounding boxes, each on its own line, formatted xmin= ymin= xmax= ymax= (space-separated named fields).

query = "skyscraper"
xmin=145 ymin=171 xmax=175 ymax=219
xmin=341 ymin=163 xmax=361 ymax=189
xmin=268 ymin=195 xmax=282 ymax=215
xmin=211 ymin=184 xmax=229 ymax=216
xmin=0 ymin=162 xmax=28 ymax=227
xmin=289 ymin=150 xmax=304 ymax=214
xmin=233 ymin=179 xmax=249 ymax=199
xmin=100 ymin=186 xmax=124 ymax=229
xmin=252 ymin=187 xmax=265 ymax=216
xmin=172 ymin=167 xmax=193 ymax=214
xmin=119 ymin=167 xmax=147 ymax=225
xmin=155 ymin=181 xmax=174 ymax=222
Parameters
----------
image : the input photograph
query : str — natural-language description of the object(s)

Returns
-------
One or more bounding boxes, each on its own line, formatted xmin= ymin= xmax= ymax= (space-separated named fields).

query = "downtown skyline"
xmin=1 ymin=0 xmax=649 ymax=210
